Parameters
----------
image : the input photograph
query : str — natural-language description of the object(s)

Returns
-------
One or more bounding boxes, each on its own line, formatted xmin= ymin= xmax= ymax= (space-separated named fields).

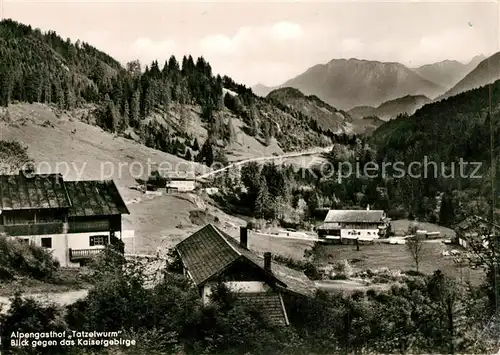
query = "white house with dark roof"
xmin=164 ymin=171 xmax=196 ymax=192
xmin=316 ymin=207 xmax=390 ymax=241
xmin=0 ymin=172 xmax=130 ymax=267
xmin=175 ymin=224 xmax=316 ymax=326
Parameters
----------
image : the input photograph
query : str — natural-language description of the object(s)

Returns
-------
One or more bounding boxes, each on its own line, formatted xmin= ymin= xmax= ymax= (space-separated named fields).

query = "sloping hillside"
xmin=0 ymin=103 xmax=273 ymax=255
xmin=370 ymin=78 xmax=500 ymax=220
xmin=438 ymin=52 xmax=500 ymax=100
xmin=413 ymin=55 xmax=485 ymax=89
xmin=347 ymin=106 xmax=376 ymax=120
xmin=252 ymin=83 xmax=274 ymax=97
xmin=349 ymin=94 xmax=431 ymax=120
xmin=266 ymin=87 xmax=351 ymax=133
xmin=0 ymin=103 xmax=204 ymax=199
xmin=275 ymin=58 xmax=445 ymax=110
xmin=0 ymin=19 xmax=336 ymax=166
xmin=372 ymin=81 xmax=499 ymax=162
xmin=350 ymin=116 xmax=385 ymax=135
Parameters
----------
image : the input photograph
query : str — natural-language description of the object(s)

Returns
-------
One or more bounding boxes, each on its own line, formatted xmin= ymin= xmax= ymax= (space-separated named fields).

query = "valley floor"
xmin=0 ymin=103 xmax=488 ymax=304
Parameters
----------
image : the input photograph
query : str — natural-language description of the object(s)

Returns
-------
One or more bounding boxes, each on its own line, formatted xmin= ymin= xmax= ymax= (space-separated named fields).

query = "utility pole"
xmin=487 ymin=66 xmax=499 ymax=314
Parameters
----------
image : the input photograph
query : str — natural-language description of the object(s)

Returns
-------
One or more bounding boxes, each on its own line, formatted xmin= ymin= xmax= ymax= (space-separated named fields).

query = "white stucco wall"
xmin=202 ymin=281 xmax=270 ymax=304
xmin=7 ymin=234 xmax=77 ymax=267
xmin=168 ymin=180 xmax=196 ymax=192
xmin=67 ymin=232 xmax=110 ymax=250
xmin=7 ymin=231 xmax=112 ymax=268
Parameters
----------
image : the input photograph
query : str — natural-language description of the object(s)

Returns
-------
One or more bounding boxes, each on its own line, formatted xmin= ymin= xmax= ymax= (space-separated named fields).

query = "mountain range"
xmin=437 ymin=52 xmax=500 ymax=101
xmin=1 ymin=16 xmax=499 ymax=167
xmin=413 ymin=55 xmax=485 ymax=89
xmin=253 ymin=54 xmax=495 ymax=114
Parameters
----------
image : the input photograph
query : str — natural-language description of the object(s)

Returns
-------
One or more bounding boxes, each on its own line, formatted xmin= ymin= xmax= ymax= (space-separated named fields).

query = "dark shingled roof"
xmin=0 ymin=173 xmax=71 ymax=210
xmin=64 ymin=180 xmax=130 ymax=217
xmin=176 ymin=224 xmax=316 ymax=297
xmin=164 ymin=171 xmax=196 ymax=181
xmin=323 ymin=210 xmax=385 ymax=223
xmin=235 ymin=292 xmax=289 ymax=326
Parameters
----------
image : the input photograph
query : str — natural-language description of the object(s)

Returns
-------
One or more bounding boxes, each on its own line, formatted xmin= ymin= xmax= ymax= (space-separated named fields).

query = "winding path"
xmin=197 ymin=145 xmax=332 ymax=180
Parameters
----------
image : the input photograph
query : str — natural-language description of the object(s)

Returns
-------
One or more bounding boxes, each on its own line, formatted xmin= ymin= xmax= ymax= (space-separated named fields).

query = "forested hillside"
xmin=266 ymin=87 xmax=352 ymax=133
xmin=370 ymin=79 xmax=500 ymax=221
xmin=349 ymin=95 xmax=431 ymax=121
xmin=0 ymin=19 xmax=338 ymax=165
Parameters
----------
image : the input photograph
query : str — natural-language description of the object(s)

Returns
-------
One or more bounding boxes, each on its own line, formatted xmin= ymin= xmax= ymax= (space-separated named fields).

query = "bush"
xmin=333 ymin=259 xmax=353 ymax=277
xmin=0 ymin=237 xmax=59 ymax=281
xmin=247 ymin=218 xmax=265 ymax=231
xmin=0 ymin=294 xmax=68 ymax=354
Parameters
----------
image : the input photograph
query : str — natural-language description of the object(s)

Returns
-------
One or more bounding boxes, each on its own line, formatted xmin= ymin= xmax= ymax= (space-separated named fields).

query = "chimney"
xmin=264 ymin=252 xmax=272 ymax=272
xmin=239 ymin=226 xmax=248 ymax=249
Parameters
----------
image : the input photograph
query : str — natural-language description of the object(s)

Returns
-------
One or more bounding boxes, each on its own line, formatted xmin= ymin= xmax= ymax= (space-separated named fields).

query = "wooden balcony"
xmin=4 ymin=222 xmax=64 ymax=236
xmin=68 ymin=220 xmax=111 ymax=233
xmin=69 ymin=248 xmax=103 ymax=261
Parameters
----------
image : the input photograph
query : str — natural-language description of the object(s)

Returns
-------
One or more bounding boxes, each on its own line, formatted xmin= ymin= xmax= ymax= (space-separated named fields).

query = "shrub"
xmin=332 ymin=259 xmax=353 ymax=277
xmin=271 ymin=254 xmax=322 ymax=281
xmin=0 ymin=237 xmax=59 ymax=281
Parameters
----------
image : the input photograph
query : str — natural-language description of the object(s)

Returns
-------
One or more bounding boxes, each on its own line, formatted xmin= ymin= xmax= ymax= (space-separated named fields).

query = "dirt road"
xmin=197 ymin=145 xmax=332 ymax=180
xmin=0 ymin=289 xmax=89 ymax=314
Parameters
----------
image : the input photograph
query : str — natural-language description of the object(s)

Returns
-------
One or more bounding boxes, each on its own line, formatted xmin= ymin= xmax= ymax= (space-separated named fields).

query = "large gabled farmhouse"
xmin=0 ymin=172 xmax=130 ymax=267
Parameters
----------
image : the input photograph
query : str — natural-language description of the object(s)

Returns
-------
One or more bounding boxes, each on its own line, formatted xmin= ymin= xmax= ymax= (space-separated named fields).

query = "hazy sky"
xmin=2 ymin=0 xmax=499 ymax=87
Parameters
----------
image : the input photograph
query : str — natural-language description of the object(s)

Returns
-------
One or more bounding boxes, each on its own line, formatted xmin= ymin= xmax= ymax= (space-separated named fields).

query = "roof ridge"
xmin=327 ymin=209 xmax=384 ymax=212
xmin=212 ymin=224 xmax=242 ymax=257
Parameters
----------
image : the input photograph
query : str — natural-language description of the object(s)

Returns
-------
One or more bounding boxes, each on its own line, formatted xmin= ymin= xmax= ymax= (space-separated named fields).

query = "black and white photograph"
xmin=0 ymin=0 xmax=500 ymax=354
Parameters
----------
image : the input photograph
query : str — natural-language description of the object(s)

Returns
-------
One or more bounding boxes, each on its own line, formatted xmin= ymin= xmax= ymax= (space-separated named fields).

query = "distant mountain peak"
xmin=279 ymin=57 xmax=443 ymax=110
xmin=438 ymin=51 xmax=500 ymax=100
xmin=251 ymin=83 xmax=274 ymax=97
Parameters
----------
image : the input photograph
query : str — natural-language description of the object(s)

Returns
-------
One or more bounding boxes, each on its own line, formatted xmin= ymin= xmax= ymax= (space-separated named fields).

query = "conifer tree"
xmin=439 ymin=192 xmax=455 ymax=227
xmin=192 ymin=138 xmax=200 ymax=151
xmin=227 ymin=116 xmax=236 ymax=144
xmin=130 ymin=89 xmax=140 ymax=126
xmin=122 ymin=101 xmax=130 ymax=131
xmin=255 ymin=177 xmax=270 ymax=219
xmin=199 ymin=139 xmax=214 ymax=167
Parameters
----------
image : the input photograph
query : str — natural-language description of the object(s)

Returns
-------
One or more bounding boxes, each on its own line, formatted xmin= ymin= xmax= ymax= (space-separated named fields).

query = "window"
xmin=89 ymin=235 xmax=108 ymax=247
xmin=41 ymin=237 xmax=52 ymax=248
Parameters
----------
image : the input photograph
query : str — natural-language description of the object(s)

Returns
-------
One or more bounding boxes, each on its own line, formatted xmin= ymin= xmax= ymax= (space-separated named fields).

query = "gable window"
xmin=89 ymin=235 xmax=108 ymax=247
xmin=41 ymin=237 xmax=52 ymax=248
